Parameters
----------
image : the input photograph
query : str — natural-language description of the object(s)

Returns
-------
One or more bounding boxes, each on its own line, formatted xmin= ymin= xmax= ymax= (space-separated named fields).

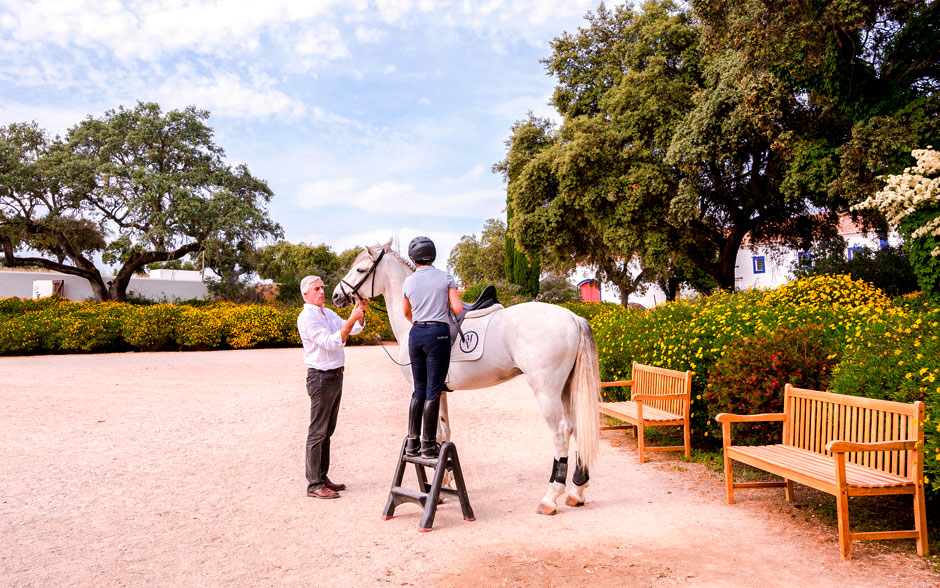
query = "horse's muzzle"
xmin=331 ymin=288 xmax=350 ymax=307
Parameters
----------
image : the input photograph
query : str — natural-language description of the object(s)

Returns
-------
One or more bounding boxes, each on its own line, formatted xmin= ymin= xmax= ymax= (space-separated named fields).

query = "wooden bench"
xmin=599 ymin=361 xmax=692 ymax=463
xmin=717 ymin=384 xmax=928 ymax=559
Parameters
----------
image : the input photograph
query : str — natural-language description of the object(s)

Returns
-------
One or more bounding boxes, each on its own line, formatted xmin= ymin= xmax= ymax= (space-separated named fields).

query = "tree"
xmin=447 ymin=218 xmax=508 ymax=285
xmin=497 ymin=3 xmax=703 ymax=301
xmin=0 ymin=103 xmax=282 ymax=301
xmin=256 ymin=241 xmax=355 ymax=303
xmin=498 ymin=0 xmax=939 ymax=292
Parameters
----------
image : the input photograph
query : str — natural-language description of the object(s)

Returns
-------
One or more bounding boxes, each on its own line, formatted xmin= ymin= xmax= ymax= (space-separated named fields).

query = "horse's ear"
xmin=365 ymin=245 xmax=380 ymax=261
xmin=383 ymin=237 xmax=393 ymax=251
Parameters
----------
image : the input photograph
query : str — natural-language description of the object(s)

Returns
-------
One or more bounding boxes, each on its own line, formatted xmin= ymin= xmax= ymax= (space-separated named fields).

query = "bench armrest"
xmin=632 ymin=393 xmax=687 ymax=401
xmin=715 ymin=413 xmax=786 ymax=423
xmin=601 ymin=380 xmax=633 ymax=388
xmin=826 ymin=440 xmax=918 ymax=453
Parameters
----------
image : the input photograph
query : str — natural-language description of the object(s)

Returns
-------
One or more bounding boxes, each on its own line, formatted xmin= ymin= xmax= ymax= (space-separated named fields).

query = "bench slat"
xmin=599 ymin=401 xmax=682 ymax=423
xmin=731 ymin=445 xmax=913 ymax=488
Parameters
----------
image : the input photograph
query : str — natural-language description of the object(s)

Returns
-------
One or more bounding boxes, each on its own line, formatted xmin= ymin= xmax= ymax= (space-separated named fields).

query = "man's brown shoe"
xmin=307 ymin=487 xmax=340 ymax=499
xmin=324 ymin=480 xmax=346 ymax=492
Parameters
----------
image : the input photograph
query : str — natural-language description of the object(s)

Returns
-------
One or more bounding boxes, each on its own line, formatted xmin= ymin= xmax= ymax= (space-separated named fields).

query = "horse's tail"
xmin=571 ymin=316 xmax=601 ymax=472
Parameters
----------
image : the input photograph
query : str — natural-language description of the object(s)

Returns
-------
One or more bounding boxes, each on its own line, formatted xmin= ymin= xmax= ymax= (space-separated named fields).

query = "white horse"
xmin=332 ymin=240 xmax=601 ymax=515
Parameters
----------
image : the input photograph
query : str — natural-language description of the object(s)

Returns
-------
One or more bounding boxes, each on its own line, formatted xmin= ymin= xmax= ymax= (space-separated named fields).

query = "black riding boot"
xmin=420 ymin=396 xmax=441 ymax=459
xmin=404 ymin=396 xmax=422 ymax=457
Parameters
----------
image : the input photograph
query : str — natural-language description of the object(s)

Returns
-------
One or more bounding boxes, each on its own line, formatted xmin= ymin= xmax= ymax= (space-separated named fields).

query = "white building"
xmin=574 ymin=215 xmax=898 ymax=306
xmin=0 ymin=269 xmax=209 ymax=301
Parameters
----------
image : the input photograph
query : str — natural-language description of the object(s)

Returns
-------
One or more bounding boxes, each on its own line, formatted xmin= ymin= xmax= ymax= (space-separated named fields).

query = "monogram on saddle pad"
xmin=448 ymin=285 xmax=502 ymax=362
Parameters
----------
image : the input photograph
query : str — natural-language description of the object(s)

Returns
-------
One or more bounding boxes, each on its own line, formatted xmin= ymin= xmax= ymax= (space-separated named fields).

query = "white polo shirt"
xmin=297 ymin=304 xmax=365 ymax=370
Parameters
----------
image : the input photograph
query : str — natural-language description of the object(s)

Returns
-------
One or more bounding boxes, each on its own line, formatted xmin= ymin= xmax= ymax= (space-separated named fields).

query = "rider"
xmin=402 ymin=236 xmax=463 ymax=459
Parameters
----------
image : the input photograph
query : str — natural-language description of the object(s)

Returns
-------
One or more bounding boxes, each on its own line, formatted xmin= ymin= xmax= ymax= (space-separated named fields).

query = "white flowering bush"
xmin=854 ymin=147 xmax=940 ymax=298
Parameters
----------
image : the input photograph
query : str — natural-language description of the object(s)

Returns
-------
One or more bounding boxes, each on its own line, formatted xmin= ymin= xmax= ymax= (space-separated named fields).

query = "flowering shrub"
xmin=0 ymin=297 xmax=392 ymax=354
xmin=593 ymin=274 xmax=907 ymax=444
xmin=830 ymin=304 xmax=940 ymax=493
xmin=121 ymin=304 xmax=184 ymax=351
xmin=706 ymin=326 xmax=839 ymax=445
xmin=854 ymin=147 xmax=940 ymax=298
xmin=561 ymin=301 xmax=621 ymax=322
xmin=59 ymin=302 xmax=128 ymax=352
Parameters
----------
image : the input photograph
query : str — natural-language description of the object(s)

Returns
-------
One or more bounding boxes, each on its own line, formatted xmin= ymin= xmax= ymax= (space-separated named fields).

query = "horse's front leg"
xmin=537 ymin=417 xmax=573 ymax=515
xmin=437 ymin=391 xmax=450 ymax=443
xmin=437 ymin=392 xmax=455 ymax=488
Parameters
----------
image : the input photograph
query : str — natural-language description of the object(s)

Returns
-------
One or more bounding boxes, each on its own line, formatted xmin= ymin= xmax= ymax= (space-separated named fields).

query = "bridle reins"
xmin=337 ymin=248 xmax=385 ymax=309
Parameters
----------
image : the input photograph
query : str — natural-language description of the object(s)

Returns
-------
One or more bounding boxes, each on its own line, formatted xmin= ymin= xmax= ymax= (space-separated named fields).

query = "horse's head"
xmin=332 ymin=239 xmax=394 ymax=307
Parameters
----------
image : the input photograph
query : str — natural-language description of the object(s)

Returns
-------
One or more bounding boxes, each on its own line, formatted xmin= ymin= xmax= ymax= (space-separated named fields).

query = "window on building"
xmin=878 ymin=235 xmax=889 ymax=249
xmin=847 ymin=246 xmax=863 ymax=260
xmin=798 ymin=251 xmax=812 ymax=267
xmin=752 ymin=256 xmax=765 ymax=274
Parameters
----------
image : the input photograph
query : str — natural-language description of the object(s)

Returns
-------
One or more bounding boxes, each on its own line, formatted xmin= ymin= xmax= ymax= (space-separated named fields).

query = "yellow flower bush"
xmin=590 ymin=274 xmax=940 ymax=496
xmin=0 ymin=297 xmax=394 ymax=354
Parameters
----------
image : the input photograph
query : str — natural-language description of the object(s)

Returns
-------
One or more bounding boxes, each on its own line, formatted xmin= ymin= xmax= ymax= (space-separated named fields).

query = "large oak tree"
xmin=499 ymin=0 xmax=939 ymax=292
xmin=0 ymin=103 xmax=282 ymax=301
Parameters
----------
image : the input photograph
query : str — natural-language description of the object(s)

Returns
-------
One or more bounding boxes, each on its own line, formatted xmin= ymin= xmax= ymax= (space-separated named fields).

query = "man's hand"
xmin=349 ymin=303 xmax=365 ymax=324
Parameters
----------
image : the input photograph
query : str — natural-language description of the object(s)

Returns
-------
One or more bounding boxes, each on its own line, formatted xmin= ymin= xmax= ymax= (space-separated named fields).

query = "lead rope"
xmin=359 ymin=298 xmax=411 ymax=366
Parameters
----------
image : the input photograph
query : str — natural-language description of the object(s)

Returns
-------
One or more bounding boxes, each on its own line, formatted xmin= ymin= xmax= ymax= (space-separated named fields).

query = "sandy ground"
xmin=1 ymin=346 xmax=937 ymax=588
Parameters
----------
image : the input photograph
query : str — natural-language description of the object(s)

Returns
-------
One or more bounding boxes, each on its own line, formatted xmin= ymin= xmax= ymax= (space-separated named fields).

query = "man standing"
xmin=297 ymin=275 xmax=367 ymax=499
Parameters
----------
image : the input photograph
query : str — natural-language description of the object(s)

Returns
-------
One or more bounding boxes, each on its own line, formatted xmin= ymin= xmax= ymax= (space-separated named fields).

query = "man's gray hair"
xmin=300 ymin=275 xmax=322 ymax=295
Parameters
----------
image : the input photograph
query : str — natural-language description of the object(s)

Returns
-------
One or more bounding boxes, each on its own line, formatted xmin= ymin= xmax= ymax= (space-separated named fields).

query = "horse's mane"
xmin=353 ymin=242 xmax=416 ymax=272
xmin=385 ymin=246 xmax=416 ymax=272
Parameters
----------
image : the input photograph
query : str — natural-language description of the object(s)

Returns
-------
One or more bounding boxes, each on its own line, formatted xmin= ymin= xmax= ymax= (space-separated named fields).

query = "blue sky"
xmin=0 ymin=0 xmax=608 ymax=267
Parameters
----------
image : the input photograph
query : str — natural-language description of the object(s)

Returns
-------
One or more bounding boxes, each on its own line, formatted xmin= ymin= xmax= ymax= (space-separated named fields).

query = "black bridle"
xmin=337 ymin=248 xmax=385 ymax=307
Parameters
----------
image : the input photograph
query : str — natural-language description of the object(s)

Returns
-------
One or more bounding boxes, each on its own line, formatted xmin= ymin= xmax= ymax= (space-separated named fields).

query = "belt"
xmin=414 ymin=321 xmax=447 ymax=327
xmin=309 ymin=366 xmax=344 ymax=374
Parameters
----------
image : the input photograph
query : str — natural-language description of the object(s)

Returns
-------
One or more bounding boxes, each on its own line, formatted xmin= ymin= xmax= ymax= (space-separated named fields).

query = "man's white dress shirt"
xmin=297 ymin=304 xmax=365 ymax=370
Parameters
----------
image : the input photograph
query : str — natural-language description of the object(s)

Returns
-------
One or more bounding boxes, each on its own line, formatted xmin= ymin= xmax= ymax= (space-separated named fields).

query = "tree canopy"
xmin=498 ymin=0 xmax=940 ymax=293
xmin=447 ymin=218 xmax=508 ymax=285
xmin=256 ymin=241 xmax=362 ymax=303
xmin=0 ymin=102 xmax=282 ymax=301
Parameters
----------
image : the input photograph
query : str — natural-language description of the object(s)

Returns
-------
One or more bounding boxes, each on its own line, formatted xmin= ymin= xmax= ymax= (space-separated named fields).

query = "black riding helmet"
xmin=408 ymin=236 xmax=436 ymax=265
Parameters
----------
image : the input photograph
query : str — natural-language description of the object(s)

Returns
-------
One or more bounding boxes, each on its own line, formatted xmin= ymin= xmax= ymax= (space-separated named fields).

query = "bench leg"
xmin=836 ymin=488 xmax=852 ymax=560
xmin=914 ymin=485 xmax=928 ymax=556
xmin=723 ymin=453 xmax=734 ymax=504
xmin=637 ymin=425 xmax=646 ymax=464
xmin=784 ymin=479 xmax=794 ymax=502
xmin=683 ymin=421 xmax=691 ymax=460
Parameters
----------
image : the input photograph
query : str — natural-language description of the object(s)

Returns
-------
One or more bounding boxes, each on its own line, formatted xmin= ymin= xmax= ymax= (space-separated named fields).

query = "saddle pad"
xmin=450 ymin=304 xmax=503 ymax=362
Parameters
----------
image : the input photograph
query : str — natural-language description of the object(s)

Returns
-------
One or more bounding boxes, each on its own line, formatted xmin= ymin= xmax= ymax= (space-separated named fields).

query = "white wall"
xmin=0 ymin=270 xmax=208 ymax=301
xmin=572 ymin=224 xmax=902 ymax=307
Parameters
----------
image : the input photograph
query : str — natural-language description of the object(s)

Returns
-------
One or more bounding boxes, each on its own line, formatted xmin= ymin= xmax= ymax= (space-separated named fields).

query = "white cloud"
xmin=295 ymin=176 xmax=501 ymax=219
xmin=418 ymin=96 xmax=431 ymax=105
xmin=488 ymin=90 xmax=560 ymax=124
xmin=295 ymin=23 xmax=350 ymax=60
xmin=293 ymin=227 xmax=465 ymax=271
xmin=355 ymin=26 xmax=386 ymax=43
xmin=0 ymin=0 xmax=345 ymax=61
xmin=0 ymin=102 xmax=100 ymax=136
xmin=154 ymin=70 xmax=306 ymax=120
xmin=384 ymin=64 xmax=398 ymax=75
xmin=375 ymin=0 xmax=413 ymax=24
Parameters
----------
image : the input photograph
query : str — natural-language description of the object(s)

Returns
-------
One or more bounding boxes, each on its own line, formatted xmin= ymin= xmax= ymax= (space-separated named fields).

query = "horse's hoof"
xmin=536 ymin=503 xmax=557 ymax=516
xmin=565 ymin=495 xmax=585 ymax=507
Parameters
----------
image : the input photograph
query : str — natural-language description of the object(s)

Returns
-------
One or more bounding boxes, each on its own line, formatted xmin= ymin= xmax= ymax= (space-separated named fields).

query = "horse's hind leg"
xmin=565 ymin=458 xmax=589 ymax=507
xmin=533 ymin=389 xmax=574 ymax=516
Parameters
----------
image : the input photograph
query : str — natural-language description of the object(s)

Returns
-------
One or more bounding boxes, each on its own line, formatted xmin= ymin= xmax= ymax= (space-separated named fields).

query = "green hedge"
xmin=0 ymin=297 xmax=394 ymax=354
